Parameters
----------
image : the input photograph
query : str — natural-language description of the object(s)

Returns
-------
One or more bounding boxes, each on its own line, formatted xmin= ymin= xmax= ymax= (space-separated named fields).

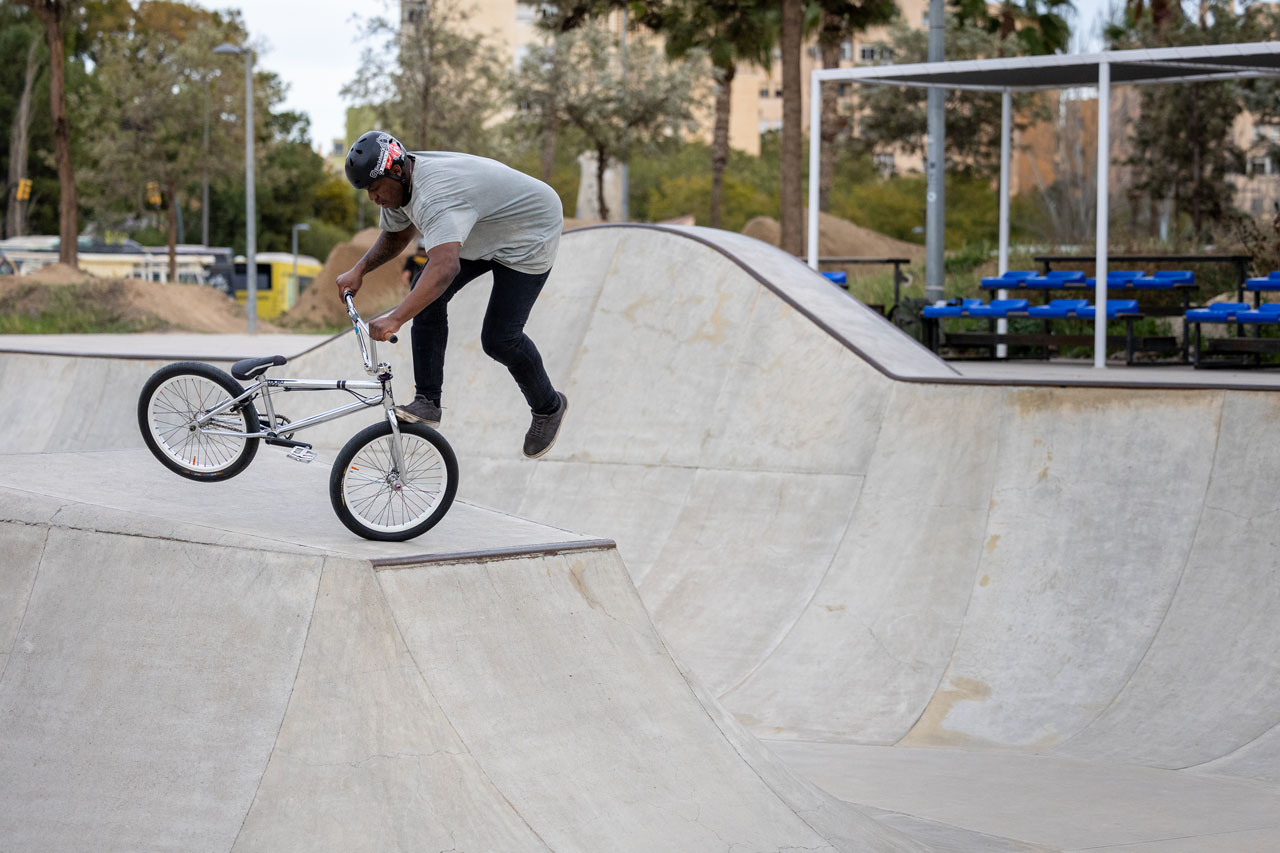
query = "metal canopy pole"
xmin=924 ymin=0 xmax=946 ymax=303
xmin=808 ymin=72 xmax=822 ymax=269
xmin=1094 ymin=60 xmax=1111 ymax=368
xmin=997 ymin=89 xmax=1012 ymax=358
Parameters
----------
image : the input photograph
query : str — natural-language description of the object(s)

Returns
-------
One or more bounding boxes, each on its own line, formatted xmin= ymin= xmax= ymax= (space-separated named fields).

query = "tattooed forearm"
xmin=358 ymin=229 xmax=414 ymax=274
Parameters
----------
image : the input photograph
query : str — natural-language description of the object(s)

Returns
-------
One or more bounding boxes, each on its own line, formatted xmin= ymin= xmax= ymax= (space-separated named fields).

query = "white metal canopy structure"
xmin=808 ymin=41 xmax=1280 ymax=368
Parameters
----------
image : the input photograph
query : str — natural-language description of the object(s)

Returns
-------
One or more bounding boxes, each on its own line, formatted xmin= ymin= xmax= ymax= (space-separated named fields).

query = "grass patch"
xmin=0 ymin=283 xmax=167 ymax=334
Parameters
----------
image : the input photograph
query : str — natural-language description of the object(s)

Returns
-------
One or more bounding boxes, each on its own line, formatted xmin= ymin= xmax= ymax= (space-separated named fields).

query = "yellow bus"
xmin=232 ymin=252 xmax=322 ymax=319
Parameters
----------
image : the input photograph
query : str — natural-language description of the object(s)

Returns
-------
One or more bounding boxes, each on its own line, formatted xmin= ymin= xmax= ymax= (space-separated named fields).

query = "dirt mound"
xmin=282 ymin=227 xmax=420 ymax=329
xmin=741 ymin=212 xmax=924 ymax=273
xmin=0 ymin=273 xmax=279 ymax=333
xmin=24 ymin=263 xmax=94 ymax=285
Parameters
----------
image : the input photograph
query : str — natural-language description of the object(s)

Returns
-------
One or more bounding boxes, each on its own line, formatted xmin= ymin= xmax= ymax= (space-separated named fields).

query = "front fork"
xmin=380 ymin=372 xmax=408 ymax=489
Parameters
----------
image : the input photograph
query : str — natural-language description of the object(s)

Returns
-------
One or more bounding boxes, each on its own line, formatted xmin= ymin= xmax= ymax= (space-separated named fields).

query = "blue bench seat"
xmin=1186 ymin=302 xmax=1251 ymax=323
xmin=969 ymin=298 xmax=1030 ymax=318
xmin=923 ymin=298 xmax=1029 ymax=319
xmin=821 ymin=271 xmax=847 ymax=285
xmin=1084 ymin=270 xmax=1144 ymax=287
xmin=1026 ymin=298 xmax=1091 ymax=319
xmin=1245 ymin=272 xmax=1280 ymax=291
xmin=997 ymin=270 xmax=1088 ymax=289
xmin=1075 ymin=299 xmax=1142 ymax=319
xmin=979 ymin=270 xmax=1037 ymax=289
xmin=1027 ymin=299 xmax=1140 ymax=319
xmin=923 ymin=298 xmax=983 ymax=318
xmin=1086 ymin=270 xmax=1194 ymax=289
xmin=980 ymin=270 xmax=1085 ymax=289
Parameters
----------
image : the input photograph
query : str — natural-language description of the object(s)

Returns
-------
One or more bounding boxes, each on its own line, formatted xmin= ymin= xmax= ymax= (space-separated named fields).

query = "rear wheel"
xmin=329 ymin=421 xmax=458 ymax=541
xmin=138 ymin=362 xmax=260 ymax=481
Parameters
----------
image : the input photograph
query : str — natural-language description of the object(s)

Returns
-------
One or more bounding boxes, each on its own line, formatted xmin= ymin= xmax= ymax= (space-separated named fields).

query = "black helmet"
xmin=345 ymin=130 xmax=413 ymax=200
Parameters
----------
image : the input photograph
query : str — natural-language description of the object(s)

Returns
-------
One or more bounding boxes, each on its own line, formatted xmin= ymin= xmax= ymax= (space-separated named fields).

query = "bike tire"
xmin=138 ymin=361 xmax=261 ymax=482
xmin=329 ymin=420 xmax=458 ymax=541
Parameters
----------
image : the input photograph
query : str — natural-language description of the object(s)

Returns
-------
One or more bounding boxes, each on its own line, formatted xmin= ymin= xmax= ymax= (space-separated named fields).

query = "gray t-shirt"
xmin=379 ymin=151 xmax=563 ymax=274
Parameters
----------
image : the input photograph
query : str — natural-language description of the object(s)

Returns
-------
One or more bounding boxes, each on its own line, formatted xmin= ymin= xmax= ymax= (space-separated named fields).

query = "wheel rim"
xmin=147 ymin=375 xmax=249 ymax=473
xmin=341 ymin=433 xmax=449 ymax=534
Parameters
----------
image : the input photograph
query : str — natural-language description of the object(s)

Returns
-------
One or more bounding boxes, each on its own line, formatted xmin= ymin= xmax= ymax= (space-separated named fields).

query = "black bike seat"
xmin=231 ymin=355 xmax=287 ymax=380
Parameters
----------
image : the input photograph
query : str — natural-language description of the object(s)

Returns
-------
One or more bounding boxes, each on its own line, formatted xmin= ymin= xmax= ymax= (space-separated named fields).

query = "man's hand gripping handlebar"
xmin=343 ymin=289 xmax=398 ymax=345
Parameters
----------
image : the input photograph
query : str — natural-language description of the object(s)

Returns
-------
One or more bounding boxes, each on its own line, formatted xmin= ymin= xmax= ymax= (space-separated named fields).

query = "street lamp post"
xmin=213 ymin=42 xmax=257 ymax=334
xmin=291 ymin=222 xmax=310 ymax=296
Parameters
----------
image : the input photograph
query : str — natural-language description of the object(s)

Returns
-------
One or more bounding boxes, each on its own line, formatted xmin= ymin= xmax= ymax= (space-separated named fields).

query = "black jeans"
xmin=410 ymin=258 xmax=558 ymax=413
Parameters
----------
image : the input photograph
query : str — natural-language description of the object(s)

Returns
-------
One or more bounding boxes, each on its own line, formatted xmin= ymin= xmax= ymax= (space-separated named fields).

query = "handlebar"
xmin=343 ymin=290 xmax=397 ymax=344
xmin=343 ymin=290 xmax=396 ymax=375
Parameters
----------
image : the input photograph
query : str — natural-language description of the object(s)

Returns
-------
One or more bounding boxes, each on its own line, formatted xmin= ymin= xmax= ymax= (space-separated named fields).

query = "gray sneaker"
xmin=523 ymin=392 xmax=567 ymax=459
xmin=395 ymin=396 xmax=441 ymax=427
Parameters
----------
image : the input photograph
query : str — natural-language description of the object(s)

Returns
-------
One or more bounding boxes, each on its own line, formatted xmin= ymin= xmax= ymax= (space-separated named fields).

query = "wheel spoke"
xmin=342 ymin=431 xmax=451 ymax=534
xmin=147 ymin=372 xmax=249 ymax=473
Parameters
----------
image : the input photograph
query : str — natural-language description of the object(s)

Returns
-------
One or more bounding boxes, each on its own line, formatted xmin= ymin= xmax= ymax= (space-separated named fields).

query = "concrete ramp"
xmin=7 ymin=224 xmax=1280 ymax=847
xmin=398 ymin=225 xmax=1280 ymax=769
xmin=0 ymin=451 xmax=918 ymax=851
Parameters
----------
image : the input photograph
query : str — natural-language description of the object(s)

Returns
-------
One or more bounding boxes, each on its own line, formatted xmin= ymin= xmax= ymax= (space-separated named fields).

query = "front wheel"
xmin=329 ymin=421 xmax=458 ymax=541
xmin=138 ymin=361 xmax=261 ymax=481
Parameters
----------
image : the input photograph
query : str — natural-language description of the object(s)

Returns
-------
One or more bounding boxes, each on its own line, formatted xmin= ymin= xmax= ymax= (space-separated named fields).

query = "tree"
xmin=814 ymin=0 xmax=897 ymax=212
xmin=1107 ymin=0 xmax=1280 ymax=241
xmin=16 ymin=0 xmax=78 ymax=266
xmin=779 ymin=0 xmax=804 ymax=254
xmin=952 ymin=0 xmax=1073 ymax=56
xmin=655 ymin=1 xmax=779 ymax=228
xmin=5 ymin=25 xmax=42 ymax=238
xmin=342 ymin=0 xmax=508 ymax=153
xmin=513 ymin=18 xmax=707 ymax=221
xmin=79 ymin=3 xmax=245 ymax=279
xmin=851 ymin=21 xmax=1051 ymax=178
xmin=508 ymin=30 xmax=573 ymax=184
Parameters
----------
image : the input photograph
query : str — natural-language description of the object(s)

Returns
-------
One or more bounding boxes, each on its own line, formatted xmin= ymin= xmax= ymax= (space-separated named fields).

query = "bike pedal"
xmin=287 ymin=447 xmax=317 ymax=464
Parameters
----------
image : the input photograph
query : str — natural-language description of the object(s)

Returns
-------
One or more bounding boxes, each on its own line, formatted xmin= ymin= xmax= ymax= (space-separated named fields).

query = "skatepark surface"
xmin=4 ymin=224 xmax=1280 ymax=851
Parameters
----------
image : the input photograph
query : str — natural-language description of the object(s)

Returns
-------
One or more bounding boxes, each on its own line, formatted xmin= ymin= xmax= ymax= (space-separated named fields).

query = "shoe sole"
xmin=524 ymin=393 xmax=568 ymax=459
xmin=395 ymin=409 xmax=440 ymax=428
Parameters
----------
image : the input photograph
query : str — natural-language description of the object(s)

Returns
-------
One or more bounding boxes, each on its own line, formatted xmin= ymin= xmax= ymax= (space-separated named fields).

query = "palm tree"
xmin=658 ymin=1 xmax=779 ymax=228
xmin=814 ymin=0 xmax=896 ymax=212
xmin=779 ymin=0 xmax=804 ymax=255
xmin=953 ymin=0 xmax=1074 ymax=56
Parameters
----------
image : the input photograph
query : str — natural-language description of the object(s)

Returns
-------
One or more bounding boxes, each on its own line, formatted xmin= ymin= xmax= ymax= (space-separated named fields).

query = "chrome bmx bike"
xmin=137 ymin=291 xmax=457 ymax=541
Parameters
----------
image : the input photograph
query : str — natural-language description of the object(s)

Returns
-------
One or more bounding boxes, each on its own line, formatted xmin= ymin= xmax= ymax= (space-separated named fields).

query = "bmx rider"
xmin=335 ymin=130 xmax=567 ymax=459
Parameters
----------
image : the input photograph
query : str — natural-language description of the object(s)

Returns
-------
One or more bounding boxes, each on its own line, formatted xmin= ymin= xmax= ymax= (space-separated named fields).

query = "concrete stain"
xmin=689 ymin=288 xmax=736 ymax=346
xmin=900 ymin=676 xmax=994 ymax=748
xmin=567 ymin=560 xmax=603 ymax=612
xmin=1010 ymin=386 xmax=1219 ymax=418
xmin=985 ymin=534 xmax=1001 ymax=553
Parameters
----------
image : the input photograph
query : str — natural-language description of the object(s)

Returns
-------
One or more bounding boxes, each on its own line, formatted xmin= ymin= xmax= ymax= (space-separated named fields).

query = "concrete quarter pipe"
xmin=3 ymin=223 xmax=1280 ymax=850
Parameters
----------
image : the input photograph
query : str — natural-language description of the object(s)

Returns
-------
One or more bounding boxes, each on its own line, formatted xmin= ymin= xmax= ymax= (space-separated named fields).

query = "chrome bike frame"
xmin=185 ymin=292 xmax=410 ymax=481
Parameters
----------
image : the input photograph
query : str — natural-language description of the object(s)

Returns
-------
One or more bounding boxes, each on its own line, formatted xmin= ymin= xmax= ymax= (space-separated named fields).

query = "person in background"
xmin=401 ymin=238 xmax=427 ymax=290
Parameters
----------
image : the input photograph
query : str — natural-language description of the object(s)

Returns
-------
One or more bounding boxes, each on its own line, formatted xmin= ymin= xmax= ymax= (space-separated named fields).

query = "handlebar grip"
xmin=389 ymin=334 xmax=398 ymax=344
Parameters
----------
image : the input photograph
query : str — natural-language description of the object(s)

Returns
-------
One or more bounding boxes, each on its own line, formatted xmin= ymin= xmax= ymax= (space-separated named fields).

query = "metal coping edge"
xmin=371 ymin=537 xmax=617 ymax=570
xmin=565 ymin=223 xmax=1280 ymax=394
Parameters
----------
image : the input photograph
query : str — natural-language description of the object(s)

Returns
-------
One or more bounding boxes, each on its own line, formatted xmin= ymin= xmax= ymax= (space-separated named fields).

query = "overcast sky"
xmin=203 ymin=0 xmax=372 ymax=152
xmin=203 ymin=0 xmax=1117 ymax=154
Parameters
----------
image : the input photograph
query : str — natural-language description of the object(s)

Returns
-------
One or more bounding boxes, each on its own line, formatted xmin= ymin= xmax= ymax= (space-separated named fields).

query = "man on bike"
xmin=335 ymin=130 xmax=568 ymax=459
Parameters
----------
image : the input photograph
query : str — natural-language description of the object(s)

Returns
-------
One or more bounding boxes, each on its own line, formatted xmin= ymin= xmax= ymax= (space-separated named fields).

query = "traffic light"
xmin=146 ymin=181 xmax=161 ymax=206
xmin=15 ymin=179 xmax=31 ymax=201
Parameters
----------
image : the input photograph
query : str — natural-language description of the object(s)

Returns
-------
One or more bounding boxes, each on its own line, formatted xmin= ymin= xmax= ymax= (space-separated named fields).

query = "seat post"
xmin=257 ymin=373 xmax=277 ymax=432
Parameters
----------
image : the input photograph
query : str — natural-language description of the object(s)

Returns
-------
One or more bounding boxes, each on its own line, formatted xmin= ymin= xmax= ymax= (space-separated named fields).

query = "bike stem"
xmin=345 ymin=290 xmax=409 ymax=485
